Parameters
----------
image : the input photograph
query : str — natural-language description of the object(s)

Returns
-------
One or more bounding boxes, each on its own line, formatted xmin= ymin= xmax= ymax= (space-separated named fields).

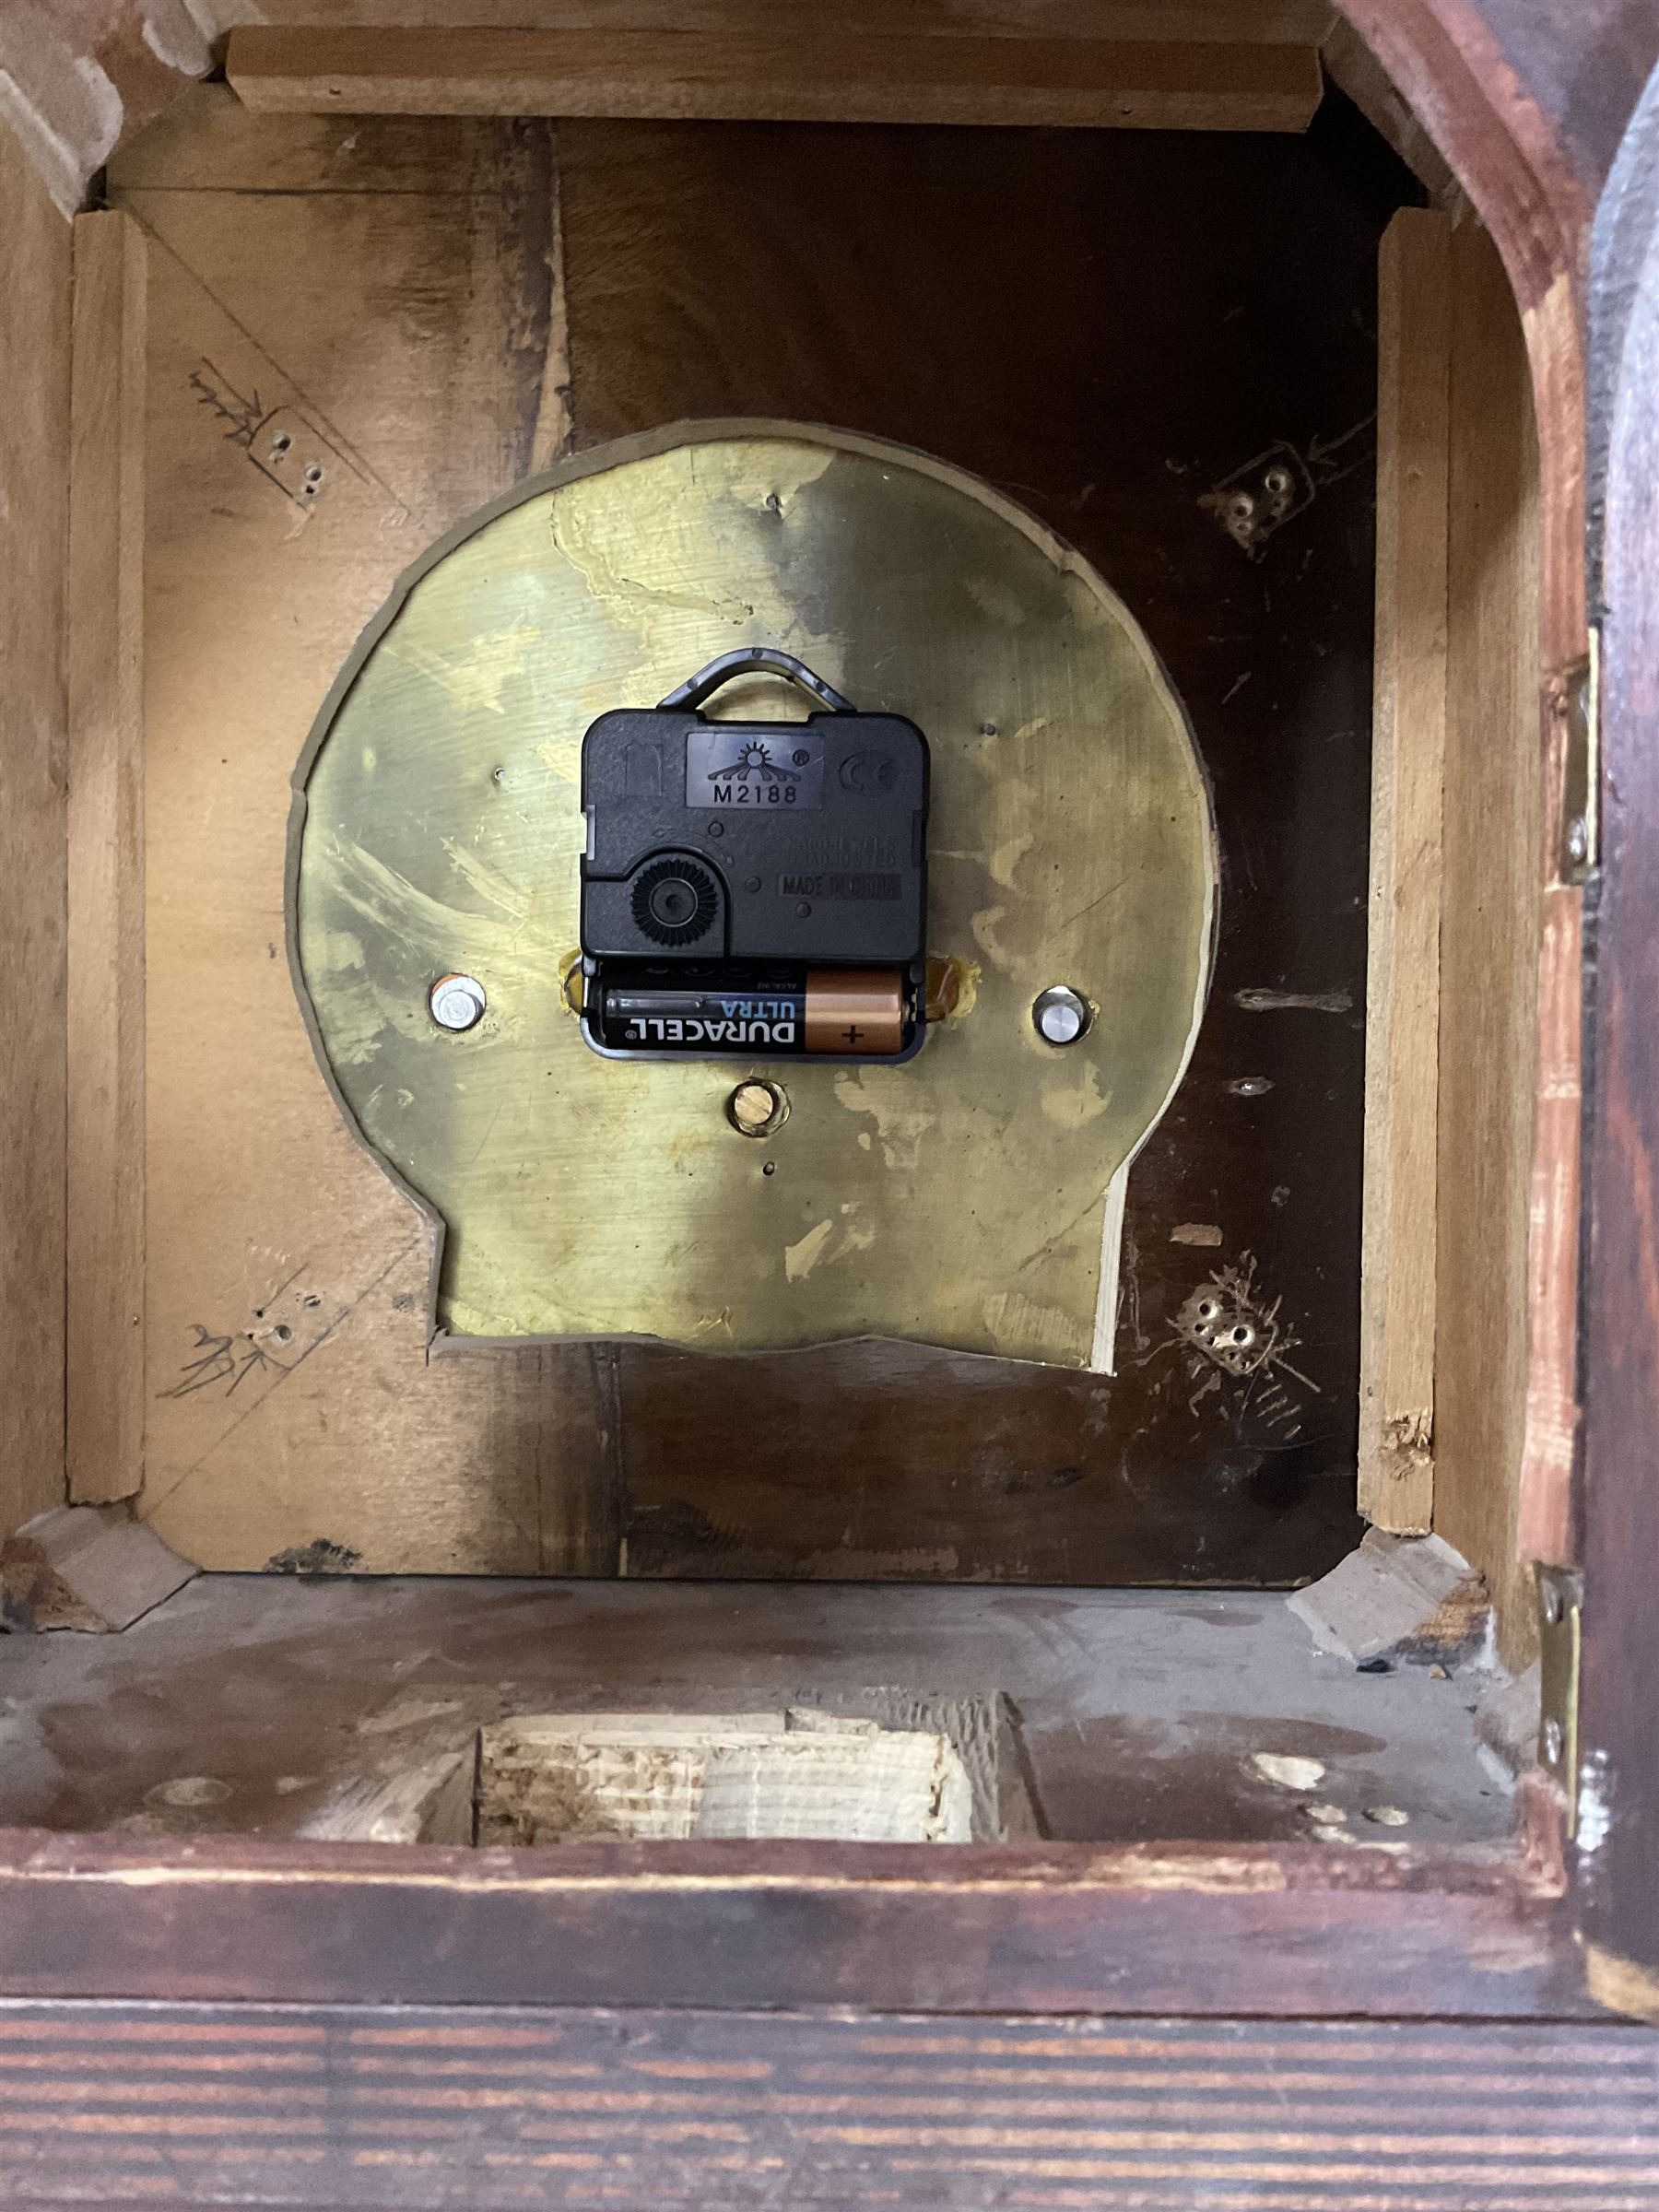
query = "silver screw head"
xmin=1543 ymin=1717 xmax=1564 ymax=1766
xmin=429 ymin=973 xmax=486 ymax=1031
xmin=1033 ymin=985 xmax=1091 ymax=1047
xmin=1565 ymin=815 xmax=1589 ymax=865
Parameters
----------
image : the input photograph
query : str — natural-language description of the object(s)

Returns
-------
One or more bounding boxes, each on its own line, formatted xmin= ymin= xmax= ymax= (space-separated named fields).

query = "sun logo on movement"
xmin=713 ymin=738 xmax=800 ymax=782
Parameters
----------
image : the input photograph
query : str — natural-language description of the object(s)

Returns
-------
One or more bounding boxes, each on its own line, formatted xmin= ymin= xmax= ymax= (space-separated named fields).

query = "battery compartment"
xmin=0 ymin=18 xmax=1553 ymax=1857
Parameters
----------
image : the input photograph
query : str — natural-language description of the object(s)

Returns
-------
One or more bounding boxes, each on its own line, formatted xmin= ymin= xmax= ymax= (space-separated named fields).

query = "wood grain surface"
xmin=1579 ymin=41 xmax=1659 ymax=2008
xmin=1360 ymin=206 xmax=1451 ymax=1535
xmin=6 ymin=2001 xmax=1656 ymax=2208
xmin=67 ymin=211 xmax=148 ymax=1507
xmin=0 ymin=1574 xmax=1513 ymax=1848
xmin=0 ymin=1812 xmax=1583 ymax=2018
xmin=224 ymin=23 xmax=1324 ymax=131
xmin=1332 ymin=3 xmax=1653 ymax=1585
xmin=1433 ymin=215 xmax=1542 ymax=1668
xmin=194 ymin=0 xmax=1338 ymax=41
xmin=0 ymin=123 xmax=71 ymax=1544
xmin=110 ymin=93 xmax=611 ymax=1577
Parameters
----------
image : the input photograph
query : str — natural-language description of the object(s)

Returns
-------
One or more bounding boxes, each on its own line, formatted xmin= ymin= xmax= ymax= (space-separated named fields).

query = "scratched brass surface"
xmin=294 ymin=427 xmax=1216 ymax=1365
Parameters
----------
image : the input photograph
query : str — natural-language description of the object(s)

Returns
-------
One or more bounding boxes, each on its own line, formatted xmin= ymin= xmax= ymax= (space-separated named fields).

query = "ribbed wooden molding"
xmin=2 ymin=2003 xmax=1657 ymax=2206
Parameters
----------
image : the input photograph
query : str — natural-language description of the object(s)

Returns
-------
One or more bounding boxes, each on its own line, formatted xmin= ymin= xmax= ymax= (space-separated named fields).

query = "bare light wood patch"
xmin=1435 ymin=218 xmax=1543 ymax=1669
xmin=1359 ymin=208 xmax=1451 ymax=1535
xmin=479 ymin=1711 xmax=974 ymax=1844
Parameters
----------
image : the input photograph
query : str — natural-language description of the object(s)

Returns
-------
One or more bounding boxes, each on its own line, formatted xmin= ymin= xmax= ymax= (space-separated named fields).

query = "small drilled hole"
xmin=270 ymin=431 xmax=292 ymax=456
xmin=271 ymin=1323 xmax=294 ymax=1346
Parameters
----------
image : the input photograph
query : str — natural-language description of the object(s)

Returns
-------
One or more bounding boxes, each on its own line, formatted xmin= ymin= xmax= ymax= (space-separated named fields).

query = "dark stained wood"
xmin=6 ymin=2000 xmax=1657 ymax=2209
xmin=1577 ymin=52 xmax=1659 ymax=2015
xmin=559 ymin=103 xmax=1414 ymax=1586
xmin=0 ymin=1819 xmax=1586 ymax=2018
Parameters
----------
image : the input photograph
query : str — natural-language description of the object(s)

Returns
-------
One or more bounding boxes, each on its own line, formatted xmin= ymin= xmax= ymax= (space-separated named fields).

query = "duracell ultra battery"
xmin=595 ymin=967 xmax=909 ymax=1057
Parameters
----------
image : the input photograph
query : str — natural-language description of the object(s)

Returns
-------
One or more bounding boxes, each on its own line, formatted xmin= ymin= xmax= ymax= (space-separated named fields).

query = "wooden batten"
xmin=1434 ymin=217 xmax=1544 ymax=1667
xmin=1360 ymin=207 xmax=1545 ymax=1664
xmin=0 ymin=123 xmax=71 ymax=1543
xmin=223 ymin=24 xmax=1324 ymax=131
xmin=1360 ymin=207 xmax=1452 ymax=1535
xmin=67 ymin=211 xmax=148 ymax=1507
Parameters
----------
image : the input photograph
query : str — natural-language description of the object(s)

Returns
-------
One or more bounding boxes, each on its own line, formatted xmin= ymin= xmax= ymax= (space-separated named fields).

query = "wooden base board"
xmin=0 ymin=1574 xmax=1515 ymax=1848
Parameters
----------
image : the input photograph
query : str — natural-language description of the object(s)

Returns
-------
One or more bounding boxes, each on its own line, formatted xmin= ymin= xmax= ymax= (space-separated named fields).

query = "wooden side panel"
xmin=1360 ymin=207 xmax=1452 ymax=1535
xmin=67 ymin=211 xmax=148 ymax=1506
xmin=112 ymin=94 xmax=618 ymax=1574
xmin=224 ymin=24 xmax=1324 ymax=132
xmin=0 ymin=124 xmax=71 ymax=1540
xmin=6 ymin=2003 xmax=1659 ymax=2208
xmin=1579 ymin=45 xmax=1659 ymax=2017
xmin=1434 ymin=218 xmax=1542 ymax=1666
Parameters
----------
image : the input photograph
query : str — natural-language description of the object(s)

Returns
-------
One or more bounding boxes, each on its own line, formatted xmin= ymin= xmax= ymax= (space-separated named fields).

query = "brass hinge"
xmin=1536 ymin=1563 xmax=1583 ymax=1835
xmin=1559 ymin=631 xmax=1600 ymax=885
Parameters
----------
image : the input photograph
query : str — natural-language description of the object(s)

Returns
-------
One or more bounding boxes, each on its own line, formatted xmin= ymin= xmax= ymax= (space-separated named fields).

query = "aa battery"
xmin=595 ymin=967 xmax=908 ymax=1057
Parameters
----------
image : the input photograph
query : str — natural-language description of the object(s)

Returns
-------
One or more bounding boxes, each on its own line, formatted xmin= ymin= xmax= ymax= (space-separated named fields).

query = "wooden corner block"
xmin=1287 ymin=1528 xmax=1487 ymax=1666
xmin=1359 ymin=206 xmax=1453 ymax=1536
xmin=67 ymin=207 xmax=147 ymax=1506
xmin=0 ymin=1506 xmax=194 ymax=1632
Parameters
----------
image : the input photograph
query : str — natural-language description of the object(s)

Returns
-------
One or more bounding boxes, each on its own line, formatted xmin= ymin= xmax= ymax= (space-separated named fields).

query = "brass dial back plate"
xmin=292 ymin=423 xmax=1216 ymax=1367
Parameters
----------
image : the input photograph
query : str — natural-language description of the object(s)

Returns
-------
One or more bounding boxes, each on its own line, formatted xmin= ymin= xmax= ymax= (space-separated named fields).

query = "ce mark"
xmin=839 ymin=749 xmax=897 ymax=794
